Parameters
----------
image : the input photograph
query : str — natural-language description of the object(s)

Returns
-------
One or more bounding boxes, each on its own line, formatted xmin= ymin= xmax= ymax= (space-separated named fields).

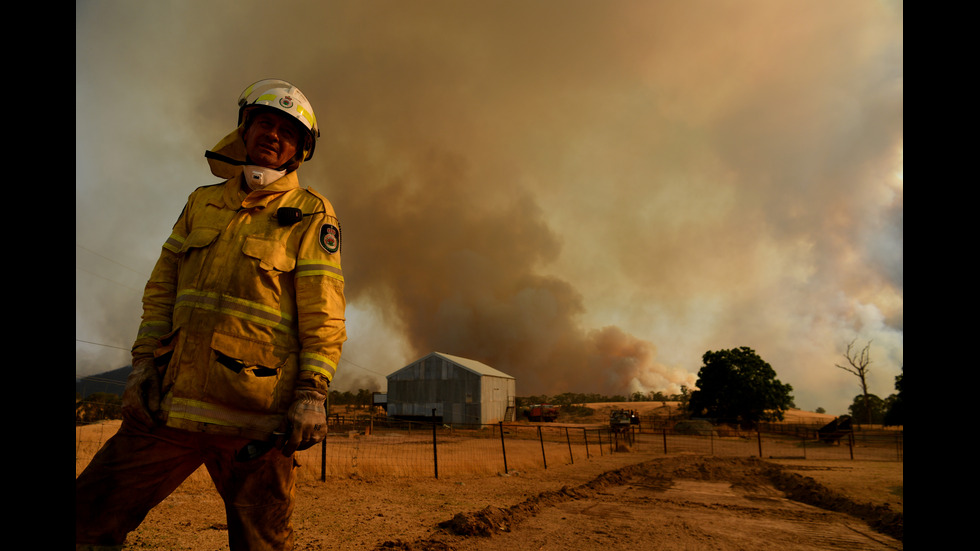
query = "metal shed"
xmin=385 ymin=352 xmax=516 ymax=425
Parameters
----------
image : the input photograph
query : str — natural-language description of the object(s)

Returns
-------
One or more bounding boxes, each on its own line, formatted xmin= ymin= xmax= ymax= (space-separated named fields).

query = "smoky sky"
xmin=76 ymin=0 xmax=903 ymax=415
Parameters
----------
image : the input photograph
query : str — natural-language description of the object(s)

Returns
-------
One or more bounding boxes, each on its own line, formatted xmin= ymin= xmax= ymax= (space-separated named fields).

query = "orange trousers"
xmin=75 ymin=421 xmax=296 ymax=551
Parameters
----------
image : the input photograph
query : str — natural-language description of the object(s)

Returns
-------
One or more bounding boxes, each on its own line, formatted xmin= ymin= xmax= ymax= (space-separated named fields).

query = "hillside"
xmin=76 ymin=366 xmax=130 ymax=398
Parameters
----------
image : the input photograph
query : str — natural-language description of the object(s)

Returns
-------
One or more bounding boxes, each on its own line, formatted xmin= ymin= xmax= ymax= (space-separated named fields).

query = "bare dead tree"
xmin=836 ymin=339 xmax=873 ymax=424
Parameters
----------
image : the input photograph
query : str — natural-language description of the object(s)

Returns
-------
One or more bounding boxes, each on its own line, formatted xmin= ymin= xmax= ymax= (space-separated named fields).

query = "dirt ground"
xmin=119 ymin=450 xmax=903 ymax=550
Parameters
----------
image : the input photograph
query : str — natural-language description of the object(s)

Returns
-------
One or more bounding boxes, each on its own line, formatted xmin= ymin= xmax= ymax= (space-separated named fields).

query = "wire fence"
xmin=76 ymin=410 xmax=903 ymax=487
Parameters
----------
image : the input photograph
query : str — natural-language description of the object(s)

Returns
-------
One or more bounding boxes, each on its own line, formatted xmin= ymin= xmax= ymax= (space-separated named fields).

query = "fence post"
xmin=432 ymin=408 xmax=438 ymax=479
xmin=597 ymin=429 xmax=604 ymax=456
xmin=757 ymin=430 xmax=763 ymax=457
xmin=583 ymin=427 xmax=590 ymax=459
xmin=848 ymin=431 xmax=854 ymax=460
xmin=320 ymin=437 xmax=326 ymax=482
xmin=538 ymin=426 xmax=548 ymax=469
xmin=499 ymin=421 xmax=508 ymax=474
xmin=662 ymin=428 xmax=667 ymax=454
xmin=565 ymin=427 xmax=573 ymax=464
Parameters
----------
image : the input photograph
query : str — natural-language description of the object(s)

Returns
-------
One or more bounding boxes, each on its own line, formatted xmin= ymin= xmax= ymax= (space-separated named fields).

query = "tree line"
xmin=77 ymin=345 xmax=905 ymax=429
xmin=517 ymin=390 xmax=688 ymax=408
xmin=684 ymin=346 xmax=903 ymax=428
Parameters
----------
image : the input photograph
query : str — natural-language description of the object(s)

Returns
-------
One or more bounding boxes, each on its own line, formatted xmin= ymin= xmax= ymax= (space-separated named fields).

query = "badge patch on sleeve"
xmin=319 ymin=223 xmax=340 ymax=254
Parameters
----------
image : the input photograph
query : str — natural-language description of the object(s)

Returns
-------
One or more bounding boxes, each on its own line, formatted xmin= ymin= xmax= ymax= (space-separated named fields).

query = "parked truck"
xmin=609 ymin=409 xmax=633 ymax=433
xmin=523 ymin=403 xmax=560 ymax=422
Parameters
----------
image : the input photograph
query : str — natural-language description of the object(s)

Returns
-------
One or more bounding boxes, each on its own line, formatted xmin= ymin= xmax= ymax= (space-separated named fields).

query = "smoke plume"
xmin=76 ymin=0 xmax=902 ymax=413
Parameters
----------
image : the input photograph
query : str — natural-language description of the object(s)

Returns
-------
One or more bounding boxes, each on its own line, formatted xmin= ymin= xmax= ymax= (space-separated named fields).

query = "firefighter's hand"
xmin=281 ymin=389 xmax=328 ymax=456
xmin=122 ymin=357 xmax=161 ymax=431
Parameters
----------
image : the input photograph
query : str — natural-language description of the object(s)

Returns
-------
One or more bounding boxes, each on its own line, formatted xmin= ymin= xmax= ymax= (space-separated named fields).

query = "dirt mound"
xmin=382 ymin=456 xmax=902 ymax=549
xmin=769 ymin=469 xmax=903 ymax=541
xmin=438 ymin=485 xmax=589 ymax=537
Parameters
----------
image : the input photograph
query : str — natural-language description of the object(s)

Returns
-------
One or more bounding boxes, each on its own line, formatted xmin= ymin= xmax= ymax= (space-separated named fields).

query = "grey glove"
xmin=280 ymin=389 xmax=328 ymax=456
xmin=121 ymin=357 xmax=161 ymax=431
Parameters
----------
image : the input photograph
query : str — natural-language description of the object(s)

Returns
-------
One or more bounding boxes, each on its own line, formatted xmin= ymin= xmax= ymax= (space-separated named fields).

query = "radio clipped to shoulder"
xmin=275 ymin=207 xmax=324 ymax=226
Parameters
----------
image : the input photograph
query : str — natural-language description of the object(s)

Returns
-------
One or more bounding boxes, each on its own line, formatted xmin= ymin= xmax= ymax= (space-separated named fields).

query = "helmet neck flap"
xmin=205 ymin=78 xmax=319 ymax=181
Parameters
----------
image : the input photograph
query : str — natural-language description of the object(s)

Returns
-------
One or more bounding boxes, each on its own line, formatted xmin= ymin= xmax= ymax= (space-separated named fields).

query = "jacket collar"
xmin=215 ymin=171 xmax=300 ymax=211
xmin=241 ymin=171 xmax=300 ymax=209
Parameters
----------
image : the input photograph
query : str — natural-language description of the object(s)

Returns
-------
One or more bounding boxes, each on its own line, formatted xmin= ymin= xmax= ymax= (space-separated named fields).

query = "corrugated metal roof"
xmin=389 ymin=351 xmax=514 ymax=380
xmin=433 ymin=352 xmax=514 ymax=379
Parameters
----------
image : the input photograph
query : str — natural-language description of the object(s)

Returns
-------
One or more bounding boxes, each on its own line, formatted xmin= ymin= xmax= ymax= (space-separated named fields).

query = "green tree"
xmin=883 ymin=366 xmax=904 ymax=426
xmin=687 ymin=347 xmax=794 ymax=428
xmin=848 ymin=393 xmax=885 ymax=424
xmin=355 ymin=388 xmax=374 ymax=407
xmin=518 ymin=395 xmax=550 ymax=407
xmin=677 ymin=385 xmax=690 ymax=412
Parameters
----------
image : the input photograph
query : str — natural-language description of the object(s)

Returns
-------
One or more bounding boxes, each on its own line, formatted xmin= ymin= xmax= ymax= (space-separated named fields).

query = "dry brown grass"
xmin=771 ymin=457 xmax=903 ymax=514
xmin=76 ymin=405 xmax=896 ymax=492
xmin=75 ymin=419 xmax=609 ymax=489
xmin=582 ymin=402 xmax=841 ymax=424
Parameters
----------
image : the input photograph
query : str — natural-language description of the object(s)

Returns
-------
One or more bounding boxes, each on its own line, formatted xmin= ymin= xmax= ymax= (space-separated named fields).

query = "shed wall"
xmin=387 ymin=354 xmax=515 ymax=425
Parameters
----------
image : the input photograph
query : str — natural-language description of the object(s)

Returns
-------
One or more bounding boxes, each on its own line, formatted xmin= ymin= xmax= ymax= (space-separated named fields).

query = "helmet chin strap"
xmin=243 ymin=165 xmax=287 ymax=190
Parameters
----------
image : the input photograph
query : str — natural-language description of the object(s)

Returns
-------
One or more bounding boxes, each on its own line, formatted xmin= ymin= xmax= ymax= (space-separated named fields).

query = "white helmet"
xmin=237 ymin=79 xmax=320 ymax=161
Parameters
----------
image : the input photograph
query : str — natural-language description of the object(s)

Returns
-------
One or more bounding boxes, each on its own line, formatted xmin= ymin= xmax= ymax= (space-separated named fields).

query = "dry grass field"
xmin=76 ymin=404 xmax=902 ymax=550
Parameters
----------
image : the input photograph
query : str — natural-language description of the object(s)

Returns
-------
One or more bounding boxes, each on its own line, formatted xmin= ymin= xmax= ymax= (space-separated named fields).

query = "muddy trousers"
xmin=75 ymin=421 xmax=296 ymax=551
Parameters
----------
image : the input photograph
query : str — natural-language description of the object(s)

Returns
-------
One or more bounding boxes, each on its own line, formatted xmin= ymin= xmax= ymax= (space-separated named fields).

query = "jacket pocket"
xmin=180 ymin=228 xmax=220 ymax=254
xmin=243 ymin=236 xmax=295 ymax=273
xmin=204 ymin=331 xmax=297 ymax=413
xmin=242 ymin=236 xmax=295 ymax=299
xmin=153 ymin=328 xmax=180 ymax=368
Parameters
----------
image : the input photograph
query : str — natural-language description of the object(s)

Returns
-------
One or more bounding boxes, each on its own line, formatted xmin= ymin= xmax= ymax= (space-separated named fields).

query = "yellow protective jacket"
xmin=133 ymin=146 xmax=346 ymax=441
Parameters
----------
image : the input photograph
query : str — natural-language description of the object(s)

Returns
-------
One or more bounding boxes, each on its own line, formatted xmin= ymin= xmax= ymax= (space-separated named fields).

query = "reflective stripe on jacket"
xmin=133 ymin=171 xmax=346 ymax=440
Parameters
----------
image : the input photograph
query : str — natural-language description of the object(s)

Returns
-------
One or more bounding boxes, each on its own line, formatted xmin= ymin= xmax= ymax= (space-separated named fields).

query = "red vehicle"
xmin=523 ymin=404 xmax=560 ymax=422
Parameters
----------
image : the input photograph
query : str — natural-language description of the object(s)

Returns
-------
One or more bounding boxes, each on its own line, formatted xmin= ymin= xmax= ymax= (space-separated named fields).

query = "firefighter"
xmin=76 ymin=79 xmax=347 ymax=551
